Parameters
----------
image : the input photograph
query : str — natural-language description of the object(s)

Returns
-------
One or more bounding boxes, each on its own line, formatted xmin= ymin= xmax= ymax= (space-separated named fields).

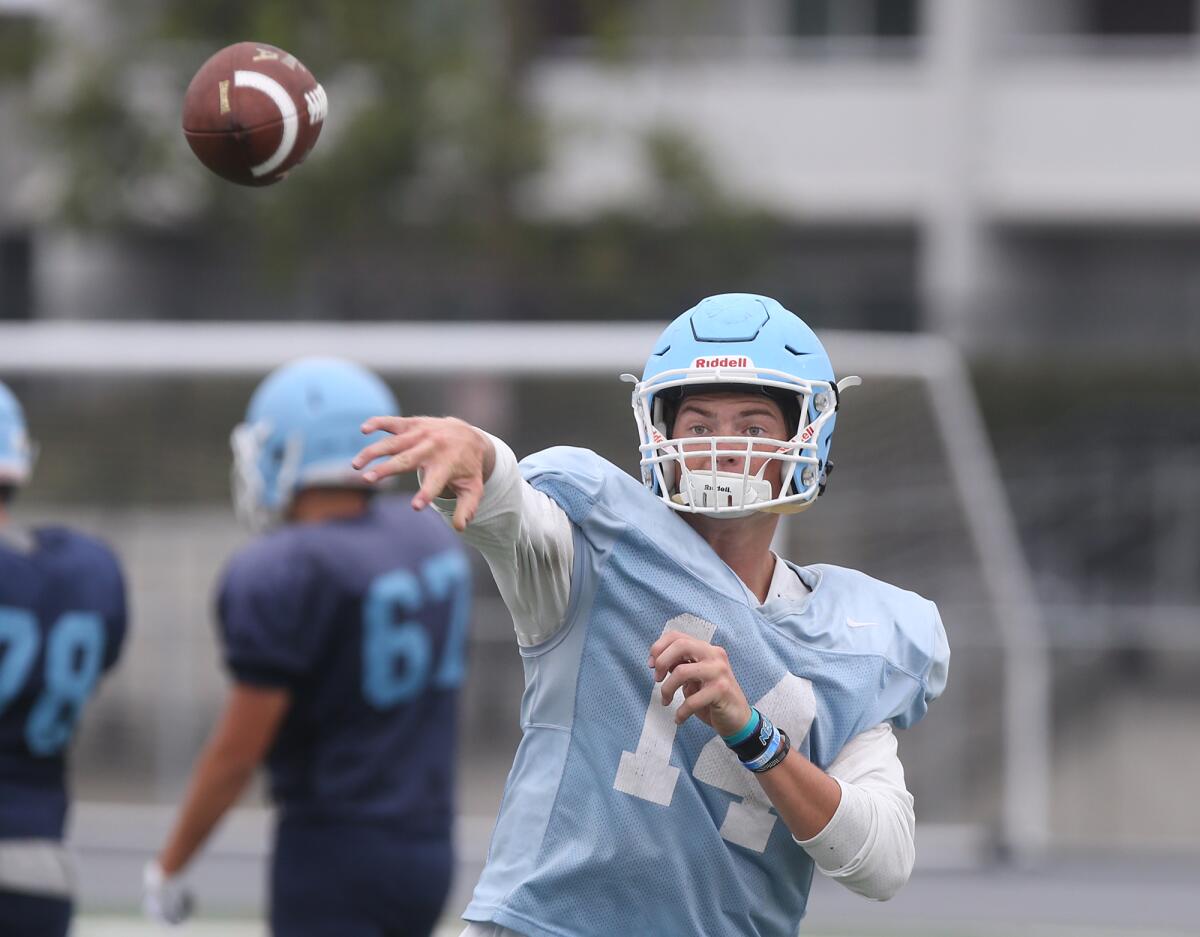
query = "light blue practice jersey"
xmin=465 ymin=448 xmax=949 ymax=937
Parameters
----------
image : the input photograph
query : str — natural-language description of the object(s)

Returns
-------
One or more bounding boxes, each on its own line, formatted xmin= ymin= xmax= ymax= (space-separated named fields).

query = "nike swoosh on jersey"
xmin=846 ymin=617 xmax=878 ymax=628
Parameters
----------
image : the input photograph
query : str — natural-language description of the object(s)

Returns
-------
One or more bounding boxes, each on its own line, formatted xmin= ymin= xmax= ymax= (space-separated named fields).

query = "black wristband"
xmin=747 ymin=729 xmax=790 ymax=774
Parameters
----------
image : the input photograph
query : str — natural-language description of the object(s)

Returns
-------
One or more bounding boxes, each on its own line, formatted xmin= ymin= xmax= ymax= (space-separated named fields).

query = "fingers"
xmin=351 ymin=440 xmax=391 ymax=473
xmin=352 ymin=428 xmax=424 ymax=474
xmin=674 ymin=683 xmax=726 ymax=725
xmin=450 ymin=482 xmax=482 ymax=531
xmin=361 ymin=453 xmax=411 ymax=484
xmin=649 ymin=634 xmax=727 ymax=683
xmin=648 ymin=632 xmax=746 ymax=730
xmin=367 ymin=438 xmax=439 ymax=482
xmin=360 ymin=415 xmax=409 ymax=436
xmin=410 ymin=462 xmax=483 ymax=527
xmin=356 ymin=420 xmax=490 ymax=524
xmin=649 ymin=630 xmax=727 ymax=663
xmin=352 ymin=416 xmax=434 ymax=470
xmin=659 ymin=660 xmax=719 ymax=706
xmin=648 ymin=629 xmax=693 ymax=664
xmin=412 ymin=461 xmax=453 ymax=511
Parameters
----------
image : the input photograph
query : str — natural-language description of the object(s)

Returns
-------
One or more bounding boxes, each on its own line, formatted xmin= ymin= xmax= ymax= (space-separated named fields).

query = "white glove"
xmin=143 ymin=860 xmax=194 ymax=926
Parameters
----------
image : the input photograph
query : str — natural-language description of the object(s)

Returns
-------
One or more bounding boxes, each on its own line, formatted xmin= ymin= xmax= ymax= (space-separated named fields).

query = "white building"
xmin=524 ymin=0 xmax=1200 ymax=352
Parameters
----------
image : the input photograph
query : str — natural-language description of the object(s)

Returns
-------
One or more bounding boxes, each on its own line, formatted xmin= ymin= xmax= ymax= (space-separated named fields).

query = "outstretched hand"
xmin=351 ymin=416 xmax=494 ymax=531
xmin=648 ymin=631 xmax=752 ymax=737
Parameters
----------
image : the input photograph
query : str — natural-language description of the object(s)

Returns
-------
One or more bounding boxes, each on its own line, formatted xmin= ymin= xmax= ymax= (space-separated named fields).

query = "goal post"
xmin=0 ymin=320 xmax=1049 ymax=861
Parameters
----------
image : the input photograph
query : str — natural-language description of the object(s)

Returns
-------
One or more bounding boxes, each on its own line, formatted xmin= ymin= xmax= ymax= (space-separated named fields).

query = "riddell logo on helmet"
xmin=691 ymin=356 xmax=753 ymax=369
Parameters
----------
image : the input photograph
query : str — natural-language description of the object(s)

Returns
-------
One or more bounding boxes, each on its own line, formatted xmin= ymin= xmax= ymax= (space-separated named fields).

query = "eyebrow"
xmin=676 ymin=402 xmax=781 ymax=421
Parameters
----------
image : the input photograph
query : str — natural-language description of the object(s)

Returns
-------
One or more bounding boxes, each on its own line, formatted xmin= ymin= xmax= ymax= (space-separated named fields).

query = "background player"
xmin=0 ymin=379 xmax=128 ymax=937
xmin=144 ymin=358 xmax=472 ymax=937
xmin=353 ymin=294 xmax=950 ymax=937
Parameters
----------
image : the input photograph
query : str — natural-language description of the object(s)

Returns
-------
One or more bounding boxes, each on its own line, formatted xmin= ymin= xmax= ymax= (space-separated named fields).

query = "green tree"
xmin=37 ymin=2 xmax=544 ymax=268
xmin=32 ymin=0 xmax=780 ymax=320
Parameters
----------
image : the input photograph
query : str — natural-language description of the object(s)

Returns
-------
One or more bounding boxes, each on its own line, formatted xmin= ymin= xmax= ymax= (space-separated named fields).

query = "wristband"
xmin=745 ymin=729 xmax=790 ymax=774
xmin=724 ymin=708 xmax=777 ymax=764
xmin=722 ymin=709 xmax=762 ymax=747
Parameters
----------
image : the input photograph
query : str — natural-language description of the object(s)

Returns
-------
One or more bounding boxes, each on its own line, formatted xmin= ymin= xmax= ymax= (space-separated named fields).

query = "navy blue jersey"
xmin=217 ymin=497 xmax=470 ymax=834
xmin=0 ymin=527 xmax=127 ymax=840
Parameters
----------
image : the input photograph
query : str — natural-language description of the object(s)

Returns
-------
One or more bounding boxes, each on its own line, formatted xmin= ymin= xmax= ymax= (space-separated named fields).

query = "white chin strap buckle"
xmin=679 ymin=471 xmax=773 ymax=513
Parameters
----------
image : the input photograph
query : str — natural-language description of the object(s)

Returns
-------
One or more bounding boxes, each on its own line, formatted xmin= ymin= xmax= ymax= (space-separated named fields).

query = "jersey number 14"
xmin=614 ymin=613 xmax=817 ymax=854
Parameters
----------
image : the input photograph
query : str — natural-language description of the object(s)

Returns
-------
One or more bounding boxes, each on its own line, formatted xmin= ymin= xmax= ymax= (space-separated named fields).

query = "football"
xmin=181 ymin=41 xmax=327 ymax=187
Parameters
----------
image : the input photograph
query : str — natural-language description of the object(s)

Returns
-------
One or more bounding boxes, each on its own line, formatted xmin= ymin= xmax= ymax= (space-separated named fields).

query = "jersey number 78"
xmin=0 ymin=607 xmax=106 ymax=756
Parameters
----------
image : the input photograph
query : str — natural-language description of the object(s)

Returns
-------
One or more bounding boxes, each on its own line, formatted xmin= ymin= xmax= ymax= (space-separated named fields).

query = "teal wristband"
xmin=722 ymin=708 xmax=761 ymax=747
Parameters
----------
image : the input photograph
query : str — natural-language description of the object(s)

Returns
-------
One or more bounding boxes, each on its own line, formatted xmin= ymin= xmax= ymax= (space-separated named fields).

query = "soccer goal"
xmin=0 ymin=321 xmax=1048 ymax=914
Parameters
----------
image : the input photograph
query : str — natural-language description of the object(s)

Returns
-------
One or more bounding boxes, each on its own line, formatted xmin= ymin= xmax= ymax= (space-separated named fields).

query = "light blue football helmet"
xmin=0 ymin=379 xmax=34 ymax=486
xmin=231 ymin=357 xmax=399 ymax=530
xmin=625 ymin=294 xmax=860 ymax=517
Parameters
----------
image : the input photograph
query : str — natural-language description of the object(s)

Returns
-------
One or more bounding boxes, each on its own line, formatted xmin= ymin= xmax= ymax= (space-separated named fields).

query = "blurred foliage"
xmin=0 ymin=14 xmax=41 ymax=84
xmin=38 ymin=2 xmax=542 ymax=257
xmin=29 ymin=0 xmax=786 ymax=312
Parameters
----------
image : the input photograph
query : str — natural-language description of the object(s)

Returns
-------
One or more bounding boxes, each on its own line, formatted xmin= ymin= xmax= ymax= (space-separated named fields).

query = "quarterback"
xmin=354 ymin=294 xmax=950 ymax=937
